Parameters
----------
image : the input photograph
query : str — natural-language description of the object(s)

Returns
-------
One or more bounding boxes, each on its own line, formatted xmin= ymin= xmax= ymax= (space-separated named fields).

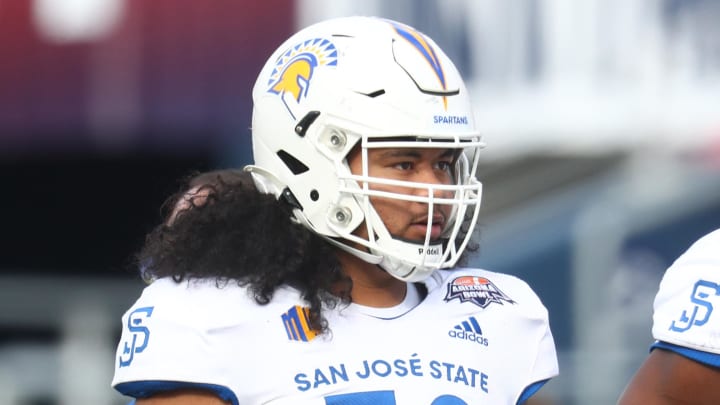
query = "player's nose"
xmin=413 ymin=170 xmax=453 ymax=199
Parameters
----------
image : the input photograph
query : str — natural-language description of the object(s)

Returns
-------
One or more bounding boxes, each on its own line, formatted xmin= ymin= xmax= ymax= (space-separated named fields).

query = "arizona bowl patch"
xmin=444 ymin=276 xmax=515 ymax=308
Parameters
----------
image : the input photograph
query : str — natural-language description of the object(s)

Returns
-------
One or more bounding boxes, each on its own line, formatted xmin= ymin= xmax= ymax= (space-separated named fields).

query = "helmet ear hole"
xmin=277 ymin=150 xmax=309 ymax=175
xmin=310 ymin=190 xmax=319 ymax=201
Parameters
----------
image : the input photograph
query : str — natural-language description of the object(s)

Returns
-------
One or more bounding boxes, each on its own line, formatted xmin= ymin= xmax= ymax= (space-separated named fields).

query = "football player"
xmin=113 ymin=16 xmax=559 ymax=404
xmin=618 ymin=228 xmax=720 ymax=404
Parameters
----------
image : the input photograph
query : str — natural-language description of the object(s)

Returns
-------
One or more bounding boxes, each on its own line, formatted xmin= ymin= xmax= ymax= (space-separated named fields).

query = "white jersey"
xmin=652 ymin=228 xmax=720 ymax=367
xmin=112 ymin=268 xmax=558 ymax=404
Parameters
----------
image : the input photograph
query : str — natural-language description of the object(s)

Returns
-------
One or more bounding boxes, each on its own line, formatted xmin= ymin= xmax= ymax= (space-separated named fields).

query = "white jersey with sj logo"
xmin=112 ymin=268 xmax=558 ymax=404
xmin=652 ymin=228 xmax=720 ymax=367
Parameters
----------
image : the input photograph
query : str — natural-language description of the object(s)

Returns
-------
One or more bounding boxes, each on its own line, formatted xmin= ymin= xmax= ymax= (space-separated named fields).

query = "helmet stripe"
xmin=388 ymin=21 xmax=447 ymax=92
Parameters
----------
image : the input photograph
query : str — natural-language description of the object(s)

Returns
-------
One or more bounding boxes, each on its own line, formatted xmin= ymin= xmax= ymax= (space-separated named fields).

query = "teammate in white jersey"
xmin=113 ymin=16 xmax=559 ymax=404
xmin=618 ymin=228 xmax=720 ymax=404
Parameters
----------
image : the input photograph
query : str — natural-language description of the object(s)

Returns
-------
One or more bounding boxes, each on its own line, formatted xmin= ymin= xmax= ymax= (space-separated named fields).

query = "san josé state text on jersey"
xmin=293 ymin=352 xmax=490 ymax=393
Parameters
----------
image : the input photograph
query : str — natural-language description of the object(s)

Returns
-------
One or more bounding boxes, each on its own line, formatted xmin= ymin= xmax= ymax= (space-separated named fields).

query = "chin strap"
xmin=370 ymin=235 xmax=444 ymax=282
xmin=323 ymin=236 xmax=439 ymax=282
xmin=323 ymin=237 xmax=384 ymax=264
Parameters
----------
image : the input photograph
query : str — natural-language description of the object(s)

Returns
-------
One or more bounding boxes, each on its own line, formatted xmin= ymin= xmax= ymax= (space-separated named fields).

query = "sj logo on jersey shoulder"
xmin=669 ymin=279 xmax=720 ymax=333
xmin=444 ymin=276 xmax=515 ymax=309
xmin=118 ymin=306 xmax=154 ymax=367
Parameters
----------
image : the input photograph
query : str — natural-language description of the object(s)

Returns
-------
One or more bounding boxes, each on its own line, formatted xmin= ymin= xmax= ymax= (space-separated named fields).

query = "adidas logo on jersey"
xmin=449 ymin=316 xmax=488 ymax=346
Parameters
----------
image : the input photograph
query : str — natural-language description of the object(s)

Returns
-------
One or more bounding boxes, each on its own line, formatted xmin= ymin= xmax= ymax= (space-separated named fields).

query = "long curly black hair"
xmin=137 ymin=169 xmax=350 ymax=335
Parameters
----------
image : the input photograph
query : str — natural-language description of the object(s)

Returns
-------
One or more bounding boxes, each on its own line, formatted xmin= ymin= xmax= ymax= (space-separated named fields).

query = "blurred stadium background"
xmin=1 ymin=0 xmax=719 ymax=404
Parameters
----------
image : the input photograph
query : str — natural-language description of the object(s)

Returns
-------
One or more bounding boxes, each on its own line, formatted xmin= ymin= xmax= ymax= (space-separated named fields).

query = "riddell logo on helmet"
xmin=418 ymin=247 xmax=440 ymax=255
xmin=267 ymin=38 xmax=338 ymax=120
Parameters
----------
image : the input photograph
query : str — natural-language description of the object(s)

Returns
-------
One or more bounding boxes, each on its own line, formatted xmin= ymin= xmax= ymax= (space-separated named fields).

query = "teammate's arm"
xmin=135 ymin=390 xmax=230 ymax=405
xmin=617 ymin=348 xmax=720 ymax=404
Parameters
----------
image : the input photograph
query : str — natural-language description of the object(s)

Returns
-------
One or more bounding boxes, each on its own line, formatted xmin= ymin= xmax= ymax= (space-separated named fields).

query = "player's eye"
xmin=436 ymin=161 xmax=452 ymax=172
xmin=394 ymin=162 xmax=414 ymax=170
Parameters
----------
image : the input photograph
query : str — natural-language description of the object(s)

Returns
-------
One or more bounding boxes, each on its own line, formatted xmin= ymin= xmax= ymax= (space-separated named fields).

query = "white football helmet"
xmin=246 ymin=16 xmax=484 ymax=282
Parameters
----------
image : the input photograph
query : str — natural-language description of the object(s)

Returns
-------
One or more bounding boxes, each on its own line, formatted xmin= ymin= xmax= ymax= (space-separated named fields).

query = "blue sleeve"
xmin=516 ymin=379 xmax=550 ymax=405
xmin=652 ymin=341 xmax=720 ymax=368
